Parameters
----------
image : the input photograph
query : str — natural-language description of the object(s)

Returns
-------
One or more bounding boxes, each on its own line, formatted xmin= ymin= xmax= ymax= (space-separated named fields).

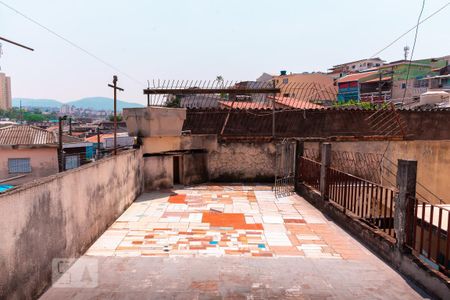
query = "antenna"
xmin=403 ymin=46 xmax=410 ymax=61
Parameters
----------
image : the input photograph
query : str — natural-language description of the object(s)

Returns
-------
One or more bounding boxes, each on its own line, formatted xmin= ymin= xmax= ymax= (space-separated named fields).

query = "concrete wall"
xmin=143 ymin=155 xmax=173 ymax=190
xmin=183 ymin=152 xmax=208 ymax=185
xmin=141 ymin=134 xmax=217 ymax=155
xmin=184 ymin=109 xmax=450 ymax=140
xmin=0 ymin=147 xmax=59 ymax=185
xmin=208 ymin=142 xmax=276 ymax=182
xmin=305 ymin=140 xmax=450 ymax=204
xmin=143 ymin=152 xmax=208 ymax=190
xmin=0 ymin=149 xmax=144 ymax=300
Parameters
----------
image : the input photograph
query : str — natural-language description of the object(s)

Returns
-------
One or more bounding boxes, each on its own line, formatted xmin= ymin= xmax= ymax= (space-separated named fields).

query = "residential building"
xmin=0 ymin=72 xmax=12 ymax=110
xmin=0 ymin=125 xmax=59 ymax=185
xmin=62 ymin=135 xmax=93 ymax=170
xmin=378 ymin=60 xmax=433 ymax=103
xmin=272 ymin=72 xmax=337 ymax=104
xmin=60 ymin=104 xmax=75 ymax=114
xmin=336 ymin=71 xmax=384 ymax=102
xmin=329 ymin=58 xmax=385 ymax=78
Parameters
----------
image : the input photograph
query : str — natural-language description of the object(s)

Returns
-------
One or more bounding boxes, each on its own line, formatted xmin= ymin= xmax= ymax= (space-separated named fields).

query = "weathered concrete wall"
xmin=183 ymin=152 xmax=208 ymax=185
xmin=305 ymin=140 xmax=450 ymax=204
xmin=184 ymin=109 xmax=450 ymax=140
xmin=142 ymin=155 xmax=173 ymax=190
xmin=0 ymin=149 xmax=144 ymax=300
xmin=140 ymin=134 xmax=217 ymax=155
xmin=143 ymin=152 xmax=208 ymax=190
xmin=208 ymin=142 xmax=276 ymax=182
xmin=0 ymin=147 xmax=59 ymax=185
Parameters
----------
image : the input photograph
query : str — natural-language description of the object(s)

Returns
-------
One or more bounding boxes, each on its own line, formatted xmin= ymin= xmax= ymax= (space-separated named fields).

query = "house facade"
xmin=0 ymin=125 xmax=59 ymax=186
xmin=329 ymin=58 xmax=385 ymax=79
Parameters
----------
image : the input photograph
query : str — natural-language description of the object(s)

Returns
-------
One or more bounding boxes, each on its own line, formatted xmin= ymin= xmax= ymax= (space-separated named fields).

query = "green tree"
xmin=165 ymin=95 xmax=181 ymax=108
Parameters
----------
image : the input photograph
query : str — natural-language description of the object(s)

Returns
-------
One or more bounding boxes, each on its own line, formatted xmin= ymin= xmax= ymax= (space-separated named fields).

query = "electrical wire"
xmin=370 ymin=1 xmax=449 ymax=58
xmin=0 ymin=0 xmax=145 ymax=87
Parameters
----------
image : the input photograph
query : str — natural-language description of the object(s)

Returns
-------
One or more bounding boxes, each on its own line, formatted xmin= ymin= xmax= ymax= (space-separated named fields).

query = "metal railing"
xmin=408 ymin=197 xmax=450 ymax=275
xmin=327 ymin=167 xmax=397 ymax=238
xmin=298 ymin=157 xmax=321 ymax=191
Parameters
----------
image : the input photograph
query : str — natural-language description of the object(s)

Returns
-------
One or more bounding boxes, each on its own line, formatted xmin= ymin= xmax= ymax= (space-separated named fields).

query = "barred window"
xmin=8 ymin=158 xmax=31 ymax=173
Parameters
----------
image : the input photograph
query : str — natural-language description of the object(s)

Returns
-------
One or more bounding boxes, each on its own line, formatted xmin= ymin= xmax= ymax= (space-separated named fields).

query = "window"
xmin=283 ymin=93 xmax=290 ymax=97
xmin=8 ymin=158 xmax=31 ymax=173
xmin=401 ymin=83 xmax=407 ymax=89
xmin=282 ymin=78 xmax=289 ymax=84
xmin=65 ymin=155 xmax=80 ymax=170
xmin=352 ymin=65 xmax=356 ymax=69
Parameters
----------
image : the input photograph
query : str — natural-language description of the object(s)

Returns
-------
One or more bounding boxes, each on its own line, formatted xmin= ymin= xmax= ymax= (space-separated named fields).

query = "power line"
xmin=370 ymin=1 xmax=450 ymax=58
xmin=402 ymin=0 xmax=426 ymax=103
xmin=0 ymin=0 xmax=145 ymax=87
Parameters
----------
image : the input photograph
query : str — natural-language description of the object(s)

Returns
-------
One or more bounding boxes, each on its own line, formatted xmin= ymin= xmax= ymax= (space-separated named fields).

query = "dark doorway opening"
xmin=173 ymin=156 xmax=181 ymax=184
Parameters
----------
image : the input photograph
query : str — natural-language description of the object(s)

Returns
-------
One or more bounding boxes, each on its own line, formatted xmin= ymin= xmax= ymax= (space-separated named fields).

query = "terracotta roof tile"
xmin=0 ymin=125 xmax=57 ymax=145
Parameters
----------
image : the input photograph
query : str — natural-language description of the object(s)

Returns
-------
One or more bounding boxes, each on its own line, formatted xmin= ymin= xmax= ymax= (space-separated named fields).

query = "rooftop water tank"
xmin=419 ymin=91 xmax=450 ymax=106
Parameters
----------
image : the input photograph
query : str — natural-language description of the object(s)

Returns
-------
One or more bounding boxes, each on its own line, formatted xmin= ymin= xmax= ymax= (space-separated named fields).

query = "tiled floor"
xmin=86 ymin=184 xmax=356 ymax=259
xmin=41 ymin=184 xmax=428 ymax=299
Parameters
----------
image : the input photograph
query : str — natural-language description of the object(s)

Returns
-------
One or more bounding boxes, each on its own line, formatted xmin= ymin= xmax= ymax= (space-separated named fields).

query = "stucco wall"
xmin=0 ymin=147 xmax=59 ymax=185
xmin=0 ymin=149 xmax=144 ymax=300
xmin=208 ymin=142 xmax=276 ymax=182
xmin=305 ymin=140 xmax=450 ymax=204
xmin=143 ymin=155 xmax=173 ymax=190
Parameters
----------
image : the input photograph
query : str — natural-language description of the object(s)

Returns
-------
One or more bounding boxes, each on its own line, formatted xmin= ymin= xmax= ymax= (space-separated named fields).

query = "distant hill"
xmin=12 ymin=98 xmax=63 ymax=108
xmin=12 ymin=97 xmax=144 ymax=111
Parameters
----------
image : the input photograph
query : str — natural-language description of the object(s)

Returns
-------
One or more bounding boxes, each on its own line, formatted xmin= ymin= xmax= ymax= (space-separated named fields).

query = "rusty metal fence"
xmin=327 ymin=167 xmax=397 ymax=238
xmin=144 ymin=80 xmax=337 ymax=110
xmin=298 ymin=155 xmax=396 ymax=238
xmin=274 ymin=140 xmax=297 ymax=197
xmin=298 ymin=157 xmax=321 ymax=191
xmin=407 ymin=197 xmax=450 ymax=275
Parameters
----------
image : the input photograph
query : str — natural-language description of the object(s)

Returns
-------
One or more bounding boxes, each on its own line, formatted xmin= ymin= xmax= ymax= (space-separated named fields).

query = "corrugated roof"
xmin=271 ymin=96 xmax=324 ymax=109
xmin=0 ymin=125 xmax=57 ymax=146
xmin=364 ymin=76 xmax=392 ymax=83
xmin=337 ymin=71 xmax=378 ymax=83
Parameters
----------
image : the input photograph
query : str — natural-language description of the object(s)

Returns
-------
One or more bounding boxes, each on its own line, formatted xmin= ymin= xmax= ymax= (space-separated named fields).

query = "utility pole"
xmin=108 ymin=75 xmax=124 ymax=155
xmin=58 ymin=115 xmax=67 ymax=172
xmin=68 ymin=117 xmax=72 ymax=135
xmin=272 ymin=80 xmax=276 ymax=139
xmin=96 ymin=127 xmax=101 ymax=160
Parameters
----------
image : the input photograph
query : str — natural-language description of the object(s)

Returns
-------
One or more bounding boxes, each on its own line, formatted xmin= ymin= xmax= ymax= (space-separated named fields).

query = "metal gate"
xmin=274 ymin=139 xmax=297 ymax=197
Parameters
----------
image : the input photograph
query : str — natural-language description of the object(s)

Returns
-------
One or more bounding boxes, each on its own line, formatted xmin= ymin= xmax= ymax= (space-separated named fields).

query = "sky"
xmin=1 ymin=0 xmax=449 ymax=105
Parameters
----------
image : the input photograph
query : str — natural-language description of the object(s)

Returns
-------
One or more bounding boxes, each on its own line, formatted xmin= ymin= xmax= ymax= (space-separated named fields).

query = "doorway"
xmin=173 ymin=156 xmax=181 ymax=185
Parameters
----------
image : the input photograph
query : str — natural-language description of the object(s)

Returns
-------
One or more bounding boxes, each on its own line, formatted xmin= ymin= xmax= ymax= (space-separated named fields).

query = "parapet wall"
xmin=0 ymin=149 xmax=144 ymax=300
xmin=183 ymin=108 xmax=450 ymax=140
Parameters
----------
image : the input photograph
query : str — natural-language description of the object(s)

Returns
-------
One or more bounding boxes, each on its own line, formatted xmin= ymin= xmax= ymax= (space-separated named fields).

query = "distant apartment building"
xmin=60 ymin=104 xmax=75 ymax=114
xmin=329 ymin=58 xmax=385 ymax=79
xmin=0 ymin=125 xmax=59 ymax=185
xmin=0 ymin=72 xmax=12 ymax=110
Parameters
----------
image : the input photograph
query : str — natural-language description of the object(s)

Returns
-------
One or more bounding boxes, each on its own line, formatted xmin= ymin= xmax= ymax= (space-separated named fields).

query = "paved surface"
xmin=42 ymin=184 xmax=428 ymax=299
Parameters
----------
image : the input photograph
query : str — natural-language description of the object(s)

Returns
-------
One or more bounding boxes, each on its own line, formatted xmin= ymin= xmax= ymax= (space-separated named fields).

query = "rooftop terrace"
xmin=41 ymin=184 xmax=427 ymax=299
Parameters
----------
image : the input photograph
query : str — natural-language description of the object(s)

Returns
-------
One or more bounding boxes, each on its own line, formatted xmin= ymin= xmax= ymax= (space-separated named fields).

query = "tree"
xmin=165 ymin=95 xmax=181 ymax=108
xmin=108 ymin=114 xmax=123 ymax=122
